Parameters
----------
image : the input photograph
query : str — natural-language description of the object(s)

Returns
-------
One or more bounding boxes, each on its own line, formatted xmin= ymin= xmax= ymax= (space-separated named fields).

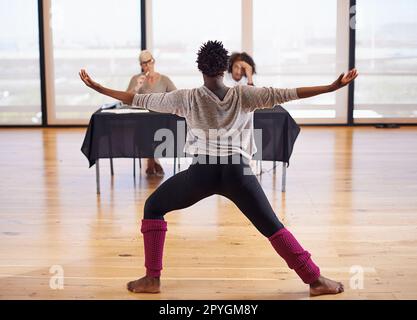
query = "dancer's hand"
xmin=330 ymin=69 xmax=358 ymax=91
xmin=296 ymin=69 xmax=358 ymax=99
xmin=79 ymin=69 xmax=135 ymax=105
xmin=79 ymin=69 xmax=102 ymax=91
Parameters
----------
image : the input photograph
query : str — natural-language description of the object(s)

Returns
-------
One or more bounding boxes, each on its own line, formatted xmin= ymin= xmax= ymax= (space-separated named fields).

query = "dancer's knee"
xmin=143 ymin=195 xmax=165 ymax=219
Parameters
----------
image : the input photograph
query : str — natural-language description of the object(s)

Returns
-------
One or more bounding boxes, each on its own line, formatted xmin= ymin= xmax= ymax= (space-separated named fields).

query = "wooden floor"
xmin=0 ymin=126 xmax=417 ymax=300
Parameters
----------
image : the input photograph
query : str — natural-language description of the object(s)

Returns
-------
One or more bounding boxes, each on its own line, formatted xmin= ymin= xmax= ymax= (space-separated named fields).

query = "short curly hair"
xmin=228 ymin=52 xmax=256 ymax=74
xmin=196 ymin=40 xmax=229 ymax=77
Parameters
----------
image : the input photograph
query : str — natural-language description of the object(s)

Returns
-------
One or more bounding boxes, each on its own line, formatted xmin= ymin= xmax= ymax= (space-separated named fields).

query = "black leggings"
xmin=144 ymin=154 xmax=284 ymax=238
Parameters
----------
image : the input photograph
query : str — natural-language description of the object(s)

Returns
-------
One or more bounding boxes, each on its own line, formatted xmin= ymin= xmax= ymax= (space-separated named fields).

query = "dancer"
xmin=79 ymin=40 xmax=358 ymax=296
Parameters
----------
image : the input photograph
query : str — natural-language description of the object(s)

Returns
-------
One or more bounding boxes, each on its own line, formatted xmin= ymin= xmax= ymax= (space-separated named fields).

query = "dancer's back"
xmin=132 ymin=85 xmax=298 ymax=160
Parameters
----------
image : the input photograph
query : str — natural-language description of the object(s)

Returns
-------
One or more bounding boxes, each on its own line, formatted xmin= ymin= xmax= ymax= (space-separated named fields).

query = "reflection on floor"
xmin=0 ymin=127 xmax=416 ymax=299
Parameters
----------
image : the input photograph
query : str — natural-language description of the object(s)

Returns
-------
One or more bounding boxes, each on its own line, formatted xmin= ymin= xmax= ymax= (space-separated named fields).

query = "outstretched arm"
xmin=79 ymin=69 xmax=135 ymax=105
xmin=79 ymin=69 xmax=189 ymax=116
xmin=241 ymin=69 xmax=359 ymax=112
xmin=296 ymin=69 xmax=358 ymax=98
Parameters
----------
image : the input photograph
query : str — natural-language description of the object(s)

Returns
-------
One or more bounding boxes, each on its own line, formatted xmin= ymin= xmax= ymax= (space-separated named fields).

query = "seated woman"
xmin=225 ymin=51 xmax=256 ymax=86
xmin=126 ymin=50 xmax=177 ymax=176
xmin=226 ymin=52 xmax=261 ymax=174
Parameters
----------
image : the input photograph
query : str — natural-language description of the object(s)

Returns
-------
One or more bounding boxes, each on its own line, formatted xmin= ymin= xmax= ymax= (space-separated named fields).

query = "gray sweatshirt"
xmin=132 ymin=85 xmax=299 ymax=159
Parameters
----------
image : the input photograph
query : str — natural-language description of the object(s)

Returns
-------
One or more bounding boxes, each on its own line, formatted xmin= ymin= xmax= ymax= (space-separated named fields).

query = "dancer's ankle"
xmin=146 ymin=271 xmax=161 ymax=280
xmin=309 ymin=276 xmax=323 ymax=287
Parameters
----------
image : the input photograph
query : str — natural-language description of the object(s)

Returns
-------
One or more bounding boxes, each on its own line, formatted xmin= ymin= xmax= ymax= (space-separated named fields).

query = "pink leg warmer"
xmin=141 ymin=219 xmax=168 ymax=278
xmin=268 ymin=228 xmax=320 ymax=284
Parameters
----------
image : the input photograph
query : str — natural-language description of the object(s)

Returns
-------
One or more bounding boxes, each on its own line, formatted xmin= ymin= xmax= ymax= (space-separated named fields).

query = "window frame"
xmin=2 ymin=0 xmax=416 ymax=126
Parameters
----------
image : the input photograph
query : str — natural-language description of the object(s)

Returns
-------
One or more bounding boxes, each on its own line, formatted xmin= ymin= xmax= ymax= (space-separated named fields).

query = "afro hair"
xmin=196 ymin=40 xmax=229 ymax=77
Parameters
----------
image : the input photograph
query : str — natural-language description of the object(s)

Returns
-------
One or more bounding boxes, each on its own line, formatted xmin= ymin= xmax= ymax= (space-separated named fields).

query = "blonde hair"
xmin=139 ymin=50 xmax=154 ymax=63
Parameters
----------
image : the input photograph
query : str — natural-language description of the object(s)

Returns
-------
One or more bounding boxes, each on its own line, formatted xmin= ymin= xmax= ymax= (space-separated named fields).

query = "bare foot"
xmin=309 ymin=275 xmax=344 ymax=296
xmin=154 ymin=163 xmax=165 ymax=176
xmin=146 ymin=159 xmax=157 ymax=176
xmin=127 ymin=275 xmax=160 ymax=293
xmin=146 ymin=166 xmax=156 ymax=175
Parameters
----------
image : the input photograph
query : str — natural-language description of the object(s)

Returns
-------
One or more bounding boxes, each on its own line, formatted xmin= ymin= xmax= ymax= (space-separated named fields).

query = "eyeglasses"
xmin=140 ymin=58 xmax=153 ymax=66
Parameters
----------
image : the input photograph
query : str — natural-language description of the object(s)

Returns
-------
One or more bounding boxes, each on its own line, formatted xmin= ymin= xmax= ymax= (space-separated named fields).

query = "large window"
xmin=0 ymin=0 xmax=42 ymax=125
xmin=2 ymin=1 xmax=417 ymax=126
xmin=354 ymin=0 xmax=417 ymax=122
xmin=49 ymin=0 xmax=141 ymax=123
xmin=151 ymin=0 xmax=242 ymax=89
xmin=253 ymin=0 xmax=349 ymax=123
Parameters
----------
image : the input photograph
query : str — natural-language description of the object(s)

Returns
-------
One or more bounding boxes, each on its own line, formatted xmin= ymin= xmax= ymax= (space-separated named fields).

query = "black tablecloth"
xmin=81 ymin=106 xmax=300 ymax=168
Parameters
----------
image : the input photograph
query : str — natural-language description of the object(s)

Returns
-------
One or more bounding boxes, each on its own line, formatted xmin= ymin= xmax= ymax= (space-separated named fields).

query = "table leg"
xmin=133 ymin=157 xmax=136 ymax=177
xmin=110 ymin=158 xmax=114 ymax=176
xmin=282 ymin=162 xmax=287 ymax=193
xmin=173 ymin=157 xmax=177 ymax=174
xmin=96 ymin=159 xmax=100 ymax=195
xmin=273 ymin=161 xmax=276 ymax=175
